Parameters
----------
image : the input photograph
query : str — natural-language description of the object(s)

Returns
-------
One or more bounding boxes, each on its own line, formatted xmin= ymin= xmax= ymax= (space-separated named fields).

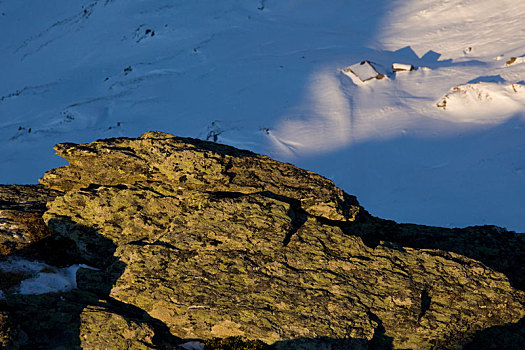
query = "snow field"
xmin=0 ymin=0 xmax=524 ymax=231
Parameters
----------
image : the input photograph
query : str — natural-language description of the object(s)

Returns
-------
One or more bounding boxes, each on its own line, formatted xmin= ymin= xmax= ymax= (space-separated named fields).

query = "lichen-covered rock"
xmin=40 ymin=132 xmax=525 ymax=349
xmin=79 ymin=304 xmax=156 ymax=349
xmin=352 ymin=218 xmax=525 ymax=291
xmin=41 ymin=131 xmax=360 ymax=222
xmin=0 ymin=185 xmax=60 ymax=255
xmin=205 ymin=336 xmax=270 ymax=350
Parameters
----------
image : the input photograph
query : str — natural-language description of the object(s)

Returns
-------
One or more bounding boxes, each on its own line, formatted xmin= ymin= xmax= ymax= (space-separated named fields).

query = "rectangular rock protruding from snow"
xmin=343 ymin=61 xmax=384 ymax=82
xmin=392 ymin=63 xmax=414 ymax=72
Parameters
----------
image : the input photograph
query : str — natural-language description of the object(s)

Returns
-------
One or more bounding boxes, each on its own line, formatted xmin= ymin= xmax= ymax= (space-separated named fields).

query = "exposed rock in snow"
xmin=436 ymin=82 xmax=525 ymax=119
xmin=342 ymin=60 xmax=385 ymax=82
xmin=505 ymin=56 xmax=525 ymax=67
xmin=392 ymin=63 xmax=414 ymax=72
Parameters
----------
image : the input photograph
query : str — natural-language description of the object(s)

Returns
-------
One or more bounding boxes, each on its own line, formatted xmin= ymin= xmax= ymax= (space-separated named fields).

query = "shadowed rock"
xmin=0 ymin=220 xmax=182 ymax=349
xmin=0 ymin=185 xmax=60 ymax=256
xmin=0 ymin=310 xmax=17 ymax=350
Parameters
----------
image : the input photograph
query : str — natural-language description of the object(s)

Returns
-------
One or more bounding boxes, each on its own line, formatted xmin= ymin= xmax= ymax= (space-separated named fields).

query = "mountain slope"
xmin=0 ymin=0 xmax=524 ymax=231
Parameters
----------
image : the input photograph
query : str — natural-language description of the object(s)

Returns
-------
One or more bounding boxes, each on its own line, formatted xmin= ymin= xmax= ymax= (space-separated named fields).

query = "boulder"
xmin=505 ymin=56 xmax=525 ymax=67
xmin=37 ymin=132 xmax=525 ymax=349
xmin=436 ymin=82 xmax=525 ymax=112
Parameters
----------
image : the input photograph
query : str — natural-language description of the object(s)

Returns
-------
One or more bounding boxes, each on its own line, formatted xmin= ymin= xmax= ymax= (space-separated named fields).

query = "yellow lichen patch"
xmin=150 ymin=302 xmax=175 ymax=322
xmin=211 ymin=320 xmax=246 ymax=338
xmin=80 ymin=305 xmax=156 ymax=350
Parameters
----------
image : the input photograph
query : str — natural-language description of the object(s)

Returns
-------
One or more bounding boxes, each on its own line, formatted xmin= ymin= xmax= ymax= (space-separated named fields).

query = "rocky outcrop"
xmin=36 ymin=132 xmax=525 ymax=348
xmin=0 ymin=185 xmax=60 ymax=256
xmin=41 ymin=131 xmax=360 ymax=222
xmin=1 ymin=131 xmax=525 ymax=349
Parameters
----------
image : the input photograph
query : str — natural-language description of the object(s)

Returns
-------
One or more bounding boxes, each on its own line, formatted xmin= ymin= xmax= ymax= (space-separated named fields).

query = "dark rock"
xmin=0 ymin=185 xmax=60 ymax=256
xmin=0 ymin=310 xmax=18 ymax=350
xmin=350 ymin=218 xmax=525 ymax=290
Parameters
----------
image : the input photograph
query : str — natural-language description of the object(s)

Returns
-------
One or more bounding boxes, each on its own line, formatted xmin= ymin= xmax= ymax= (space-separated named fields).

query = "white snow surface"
xmin=437 ymin=82 xmax=525 ymax=119
xmin=0 ymin=1 xmax=524 ymax=232
xmin=0 ymin=258 xmax=95 ymax=295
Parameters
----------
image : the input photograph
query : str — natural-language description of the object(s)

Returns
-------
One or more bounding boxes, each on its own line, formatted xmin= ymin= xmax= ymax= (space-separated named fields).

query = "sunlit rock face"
xmin=31 ymin=132 xmax=525 ymax=349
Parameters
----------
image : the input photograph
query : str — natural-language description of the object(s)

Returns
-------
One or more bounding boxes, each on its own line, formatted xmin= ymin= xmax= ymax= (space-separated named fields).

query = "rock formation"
xmin=0 ymin=185 xmax=59 ymax=256
xmin=1 ymin=131 xmax=525 ymax=349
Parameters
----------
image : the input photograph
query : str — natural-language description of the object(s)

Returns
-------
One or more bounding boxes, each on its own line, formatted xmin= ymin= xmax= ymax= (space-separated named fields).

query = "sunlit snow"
xmin=0 ymin=0 xmax=524 ymax=231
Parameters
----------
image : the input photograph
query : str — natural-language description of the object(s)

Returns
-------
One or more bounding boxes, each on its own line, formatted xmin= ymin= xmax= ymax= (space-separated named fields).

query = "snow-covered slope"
xmin=1 ymin=0 xmax=524 ymax=232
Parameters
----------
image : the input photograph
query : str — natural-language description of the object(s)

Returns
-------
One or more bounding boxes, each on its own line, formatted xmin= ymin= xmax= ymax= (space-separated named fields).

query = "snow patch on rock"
xmin=0 ymin=257 xmax=97 ymax=295
xmin=342 ymin=61 xmax=385 ymax=82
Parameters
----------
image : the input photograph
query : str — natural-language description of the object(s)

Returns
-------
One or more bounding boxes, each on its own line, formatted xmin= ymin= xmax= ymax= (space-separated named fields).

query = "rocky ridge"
xmin=1 ymin=131 xmax=524 ymax=349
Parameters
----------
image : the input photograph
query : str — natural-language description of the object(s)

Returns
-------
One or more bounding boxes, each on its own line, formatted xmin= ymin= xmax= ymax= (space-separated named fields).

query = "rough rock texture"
xmin=32 ymin=131 xmax=525 ymax=349
xmin=351 ymin=219 xmax=525 ymax=291
xmin=0 ymin=185 xmax=60 ymax=256
xmin=0 ymin=181 xmax=181 ymax=350
xmin=1 ymin=289 xmax=182 ymax=349
xmin=41 ymin=132 xmax=360 ymax=222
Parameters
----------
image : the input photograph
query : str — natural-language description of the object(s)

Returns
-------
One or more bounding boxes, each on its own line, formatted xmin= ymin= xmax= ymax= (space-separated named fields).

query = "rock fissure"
xmin=418 ymin=289 xmax=432 ymax=321
xmin=126 ymin=239 xmax=180 ymax=251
